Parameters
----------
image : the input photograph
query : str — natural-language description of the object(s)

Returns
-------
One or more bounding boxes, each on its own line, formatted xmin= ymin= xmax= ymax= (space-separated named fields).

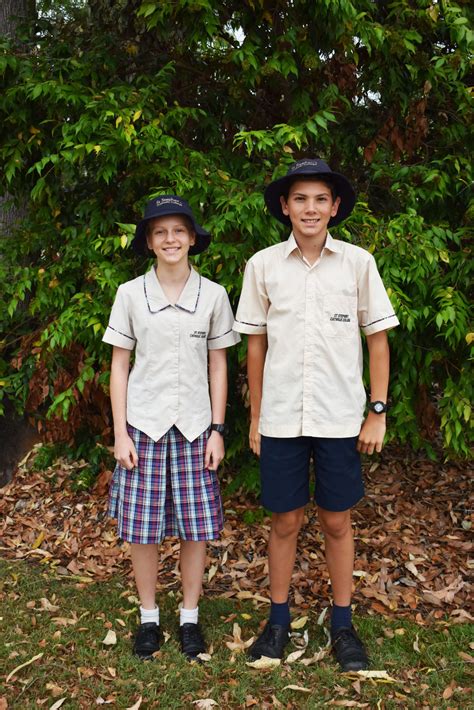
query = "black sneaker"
xmin=331 ymin=626 xmax=369 ymax=672
xmin=179 ymin=622 xmax=206 ymax=660
xmin=133 ymin=622 xmax=161 ymax=660
xmin=248 ymin=621 xmax=290 ymax=660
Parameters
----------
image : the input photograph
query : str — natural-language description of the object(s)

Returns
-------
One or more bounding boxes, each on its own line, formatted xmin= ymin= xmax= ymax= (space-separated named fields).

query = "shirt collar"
xmin=284 ymin=230 xmax=342 ymax=259
xmin=143 ymin=266 xmax=201 ymax=314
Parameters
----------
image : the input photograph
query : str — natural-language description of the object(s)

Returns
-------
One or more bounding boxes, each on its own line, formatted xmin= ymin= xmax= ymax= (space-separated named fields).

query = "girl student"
xmin=103 ymin=195 xmax=240 ymax=660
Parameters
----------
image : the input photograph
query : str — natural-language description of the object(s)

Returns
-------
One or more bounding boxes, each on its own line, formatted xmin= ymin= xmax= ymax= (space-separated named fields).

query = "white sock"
xmin=180 ymin=606 xmax=199 ymax=626
xmin=140 ymin=605 xmax=159 ymax=625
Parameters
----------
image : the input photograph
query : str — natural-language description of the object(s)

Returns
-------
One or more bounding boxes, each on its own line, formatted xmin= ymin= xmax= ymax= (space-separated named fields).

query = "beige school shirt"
xmin=103 ymin=266 xmax=240 ymax=442
xmin=233 ymin=232 xmax=399 ymax=438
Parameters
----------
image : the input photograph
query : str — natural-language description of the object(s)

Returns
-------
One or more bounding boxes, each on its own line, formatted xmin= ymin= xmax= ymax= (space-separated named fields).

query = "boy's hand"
xmin=249 ymin=418 xmax=261 ymax=456
xmin=114 ymin=433 xmax=139 ymax=470
xmin=205 ymin=430 xmax=225 ymax=471
xmin=357 ymin=412 xmax=386 ymax=455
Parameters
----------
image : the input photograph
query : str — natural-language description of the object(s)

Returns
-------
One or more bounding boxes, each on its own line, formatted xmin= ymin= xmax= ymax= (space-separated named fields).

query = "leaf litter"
xmin=0 ymin=445 xmax=472 ymax=706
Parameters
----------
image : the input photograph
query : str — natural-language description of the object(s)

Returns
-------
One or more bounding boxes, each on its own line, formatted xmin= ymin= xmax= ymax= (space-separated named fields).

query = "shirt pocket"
xmin=187 ymin=321 xmax=209 ymax=350
xmin=323 ymin=295 xmax=358 ymax=338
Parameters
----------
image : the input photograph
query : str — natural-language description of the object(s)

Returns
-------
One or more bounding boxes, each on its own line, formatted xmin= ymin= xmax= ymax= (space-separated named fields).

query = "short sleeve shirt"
xmin=233 ymin=232 xmax=399 ymax=438
xmin=103 ymin=266 xmax=240 ymax=442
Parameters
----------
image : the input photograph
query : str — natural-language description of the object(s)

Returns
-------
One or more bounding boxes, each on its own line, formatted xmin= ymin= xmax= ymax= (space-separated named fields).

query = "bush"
xmin=0 ymin=0 xmax=472 ymax=467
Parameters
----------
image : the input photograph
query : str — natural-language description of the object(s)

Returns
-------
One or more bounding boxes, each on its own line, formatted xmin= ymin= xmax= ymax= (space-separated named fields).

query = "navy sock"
xmin=331 ymin=604 xmax=352 ymax=633
xmin=269 ymin=600 xmax=291 ymax=627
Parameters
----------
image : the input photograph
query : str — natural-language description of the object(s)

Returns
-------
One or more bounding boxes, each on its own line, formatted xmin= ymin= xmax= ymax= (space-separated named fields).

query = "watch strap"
xmin=210 ymin=423 xmax=225 ymax=435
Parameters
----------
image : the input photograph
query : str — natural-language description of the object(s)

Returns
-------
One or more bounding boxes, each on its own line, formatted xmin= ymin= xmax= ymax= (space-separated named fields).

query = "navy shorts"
xmin=260 ymin=435 xmax=364 ymax=513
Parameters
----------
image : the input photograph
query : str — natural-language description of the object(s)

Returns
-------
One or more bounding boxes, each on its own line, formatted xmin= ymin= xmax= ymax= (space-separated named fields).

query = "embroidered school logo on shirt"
xmin=190 ymin=330 xmax=207 ymax=339
xmin=330 ymin=313 xmax=351 ymax=322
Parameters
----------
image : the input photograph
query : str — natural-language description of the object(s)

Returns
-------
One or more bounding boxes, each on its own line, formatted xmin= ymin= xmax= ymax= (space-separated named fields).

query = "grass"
xmin=1 ymin=559 xmax=472 ymax=709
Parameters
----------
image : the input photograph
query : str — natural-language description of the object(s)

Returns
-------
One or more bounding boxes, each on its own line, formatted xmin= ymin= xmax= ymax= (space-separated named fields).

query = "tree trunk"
xmin=0 ymin=0 xmax=35 ymax=37
xmin=0 ymin=0 xmax=37 ymax=488
xmin=0 ymin=0 xmax=35 ymax=239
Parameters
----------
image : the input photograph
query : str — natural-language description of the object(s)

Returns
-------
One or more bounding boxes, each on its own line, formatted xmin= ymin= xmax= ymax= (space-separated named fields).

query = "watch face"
xmin=374 ymin=402 xmax=384 ymax=413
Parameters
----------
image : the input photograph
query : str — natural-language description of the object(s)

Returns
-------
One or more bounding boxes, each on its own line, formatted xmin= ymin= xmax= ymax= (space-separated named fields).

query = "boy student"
xmin=233 ymin=159 xmax=399 ymax=671
xmin=103 ymin=195 xmax=240 ymax=660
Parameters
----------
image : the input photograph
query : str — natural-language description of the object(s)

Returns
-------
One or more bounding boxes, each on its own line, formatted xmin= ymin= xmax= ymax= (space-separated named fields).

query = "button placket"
xmin=302 ymin=270 xmax=317 ymax=430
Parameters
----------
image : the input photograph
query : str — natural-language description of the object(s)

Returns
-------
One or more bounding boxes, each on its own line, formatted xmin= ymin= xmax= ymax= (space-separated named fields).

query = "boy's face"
xmin=280 ymin=180 xmax=340 ymax=242
xmin=146 ymin=215 xmax=196 ymax=265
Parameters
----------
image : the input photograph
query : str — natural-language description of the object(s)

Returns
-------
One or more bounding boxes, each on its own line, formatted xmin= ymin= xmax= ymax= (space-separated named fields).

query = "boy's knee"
xmin=318 ymin=508 xmax=352 ymax=539
xmin=272 ymin=508 xmax=305 ymax=538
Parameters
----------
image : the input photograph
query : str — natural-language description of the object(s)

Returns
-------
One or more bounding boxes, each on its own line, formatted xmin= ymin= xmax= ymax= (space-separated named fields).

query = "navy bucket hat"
xmin=132 ymin=195 xmax=211 ymax=255
xmin=264 ymin=158 xmax=356 ymax=228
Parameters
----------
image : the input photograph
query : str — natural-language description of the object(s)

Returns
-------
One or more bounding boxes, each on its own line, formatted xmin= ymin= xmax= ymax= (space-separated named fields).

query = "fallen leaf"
xmin=413 ymin=634 xmax=420 ymax=653
xmin=317 ymin=607 xmax=329 ymax=625
xmin=107 ymin=667 xmax=116 ymax=678
xmin=0 ymin=698 xmax=8 ymax=710
xmin=102 ymin=630 xmax=117 ymax=646
xmin=6 ymin=652 xmax=44 ymax=682
xmin=126 ymin=698 xmax=142 ymax=710
xmin=40 ymin=598 xmax=60 ymax=612
xmin=196 ymin=653 xmax=212 ymax=662
xmin=52 ymin=616 xmax=77 ymax=626
xmin=46 ymin=683 xmax=65 ymax=698
xmin=285 ymin=648 xmax=307 ymax=664
xmin=32 ymin=531 xmax=45 ymax=549
xmin=353 ymin=670 xmax=397 ymax=682
xmin=457 ymin=651 xmax=474 ymax=663
xmin=327 ymin=702 xmax=369 ymax=707
xmin=282 ymin=685 xmax=311 ymax=693
xmin=225 ymin=623 xmax=255 ymax=652
xmin=207 ymin=564 xmax=218 ymax=582
xmin=192 ymin=701 xmax=218 ymax=709
xmin=246 ymin=657 xmax=281 ymax=669
xmin=49 ymin=700 xmax=66 ymax=710
xmin=442 ymin=685 xmax=454 ymax=700
xmin=300 ymin=647 xmax=329 ymax=665
xmin=290 ymin=616 xmax=308 ymax=630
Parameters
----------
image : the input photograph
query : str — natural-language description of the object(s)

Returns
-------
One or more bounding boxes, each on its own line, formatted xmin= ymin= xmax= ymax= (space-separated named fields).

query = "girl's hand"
xmin=249 ymin=418 xmax=261 ymax=456
xmin=205 ymin=431 xmax=225 ymax=471
xmin=114 ymin=434 xmax=139 ymax=470
xmin=357 ymin=413 xmax=386 ymax=455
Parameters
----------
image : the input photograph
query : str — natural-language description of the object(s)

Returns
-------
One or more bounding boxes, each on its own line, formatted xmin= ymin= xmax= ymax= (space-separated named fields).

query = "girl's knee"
xmin=272 ymin=508 xmax=305 ymax=538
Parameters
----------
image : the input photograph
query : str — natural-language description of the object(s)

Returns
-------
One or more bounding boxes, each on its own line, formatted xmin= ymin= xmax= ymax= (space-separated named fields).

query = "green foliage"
xmin=0 ymin=0 xmax=472 ymax=464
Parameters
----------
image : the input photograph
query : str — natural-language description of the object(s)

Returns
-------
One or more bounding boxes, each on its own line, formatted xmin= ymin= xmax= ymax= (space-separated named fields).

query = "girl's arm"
xmin=247 ymin=333 xmax=268 ymax=456
xmin=357 ymin=330 xmax=390 ymax=455
xmin=205 ymin=347 xmax=227 ymax=470
xmin=110 ymin=346 xmax=138 ymax=470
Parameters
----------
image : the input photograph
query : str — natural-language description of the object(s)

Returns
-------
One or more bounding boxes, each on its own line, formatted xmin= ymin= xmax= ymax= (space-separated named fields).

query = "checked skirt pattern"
xmin=108 ymin=425 xmax=223 ymax=544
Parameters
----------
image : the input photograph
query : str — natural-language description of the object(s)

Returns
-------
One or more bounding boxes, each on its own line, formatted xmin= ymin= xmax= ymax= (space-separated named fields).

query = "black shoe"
xmin=133 ymin=622 xmax=161 ymax=660
xmin=179 ymin=622 xmax=206 ymax=660
xmin=248 ymin=621 xmax=290 ymax=660
xmin=331 ymin=626 xmax=369 ymax=672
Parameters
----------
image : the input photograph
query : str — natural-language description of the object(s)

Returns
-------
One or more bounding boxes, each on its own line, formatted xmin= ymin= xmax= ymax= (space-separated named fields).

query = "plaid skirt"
xmin=108 ymin=425 xmax=224 ymax=544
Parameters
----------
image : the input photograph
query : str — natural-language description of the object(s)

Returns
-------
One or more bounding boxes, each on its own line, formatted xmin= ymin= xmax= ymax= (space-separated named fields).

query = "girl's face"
xmin=146 ymin=215 xmax=196 ymax=266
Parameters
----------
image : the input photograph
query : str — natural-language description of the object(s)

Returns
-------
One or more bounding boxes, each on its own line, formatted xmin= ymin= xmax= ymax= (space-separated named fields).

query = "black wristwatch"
xmin=210 ymin=423 xmax=225 ymax=435
xmin=367 ymin=401 xmax=389 ymax=414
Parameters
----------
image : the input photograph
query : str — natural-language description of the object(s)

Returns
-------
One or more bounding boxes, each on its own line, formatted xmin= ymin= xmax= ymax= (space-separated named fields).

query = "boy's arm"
xmin=206 ymin=347 xmax=227 ymax=470
xmin=247 ymin=333 xmax=268 ymax=456
xmin=357 ymin=330 xmax=390 ymax=456
xmin=110 ymin=346 xmax=138 ymax=469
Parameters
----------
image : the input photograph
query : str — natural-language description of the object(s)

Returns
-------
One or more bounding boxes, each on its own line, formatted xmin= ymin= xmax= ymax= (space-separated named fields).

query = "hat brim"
xmin=264 ymin=172 xmax=356 ymax=227
xmin=131 ymin=208 xmax=211 ymax=255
